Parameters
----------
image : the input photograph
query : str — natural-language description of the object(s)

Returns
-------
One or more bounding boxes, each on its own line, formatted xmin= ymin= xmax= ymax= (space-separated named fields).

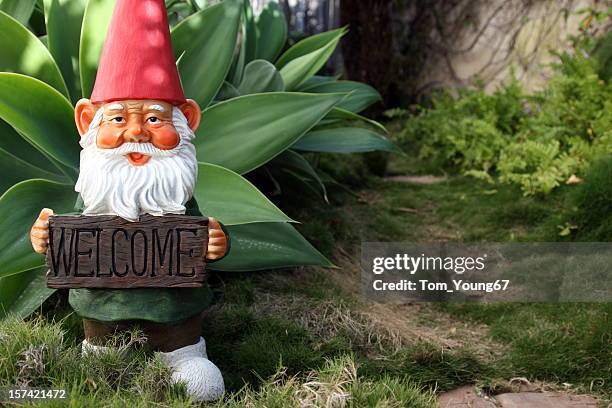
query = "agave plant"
xmin=0 ymin=0 xmax=398 ymax=318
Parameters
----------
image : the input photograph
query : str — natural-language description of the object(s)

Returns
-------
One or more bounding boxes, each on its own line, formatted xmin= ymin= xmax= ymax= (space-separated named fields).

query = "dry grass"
xmin=323 ymin=250 xmax=505 ymax=358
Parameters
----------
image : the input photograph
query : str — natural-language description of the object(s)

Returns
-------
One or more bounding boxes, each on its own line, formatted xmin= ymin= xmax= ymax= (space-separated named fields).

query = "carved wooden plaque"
xmin=46 ymin=215 xmax=208 ymax=289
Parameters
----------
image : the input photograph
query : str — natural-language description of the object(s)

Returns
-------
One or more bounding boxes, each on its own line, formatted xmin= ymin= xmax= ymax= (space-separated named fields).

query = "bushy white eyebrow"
xmin=106 ymin=103 xmax=125 ymax=111
xmin=148 ymin=104 xmax=166 ymax=112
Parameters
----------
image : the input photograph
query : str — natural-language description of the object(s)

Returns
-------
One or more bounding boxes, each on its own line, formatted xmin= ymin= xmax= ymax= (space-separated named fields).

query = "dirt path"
xmin=332 ymin=174 xmax=604 ymax=408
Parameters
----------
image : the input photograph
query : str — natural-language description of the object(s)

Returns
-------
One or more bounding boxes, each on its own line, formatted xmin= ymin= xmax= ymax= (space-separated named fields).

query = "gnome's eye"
xmin=147 ymin=117 xmax=160 ymax=124
xmin=111 ymin=117 xmax=125 ymax=123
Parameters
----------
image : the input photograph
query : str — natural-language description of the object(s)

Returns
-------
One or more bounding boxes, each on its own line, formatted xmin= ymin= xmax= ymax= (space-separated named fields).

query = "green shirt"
xmin=68 ymin=197 xmax=226 ymax=324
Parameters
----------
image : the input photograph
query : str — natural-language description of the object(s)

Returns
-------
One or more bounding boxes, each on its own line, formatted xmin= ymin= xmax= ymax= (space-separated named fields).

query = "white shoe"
xmin=157 ymin=337 xmax=225 ymax=401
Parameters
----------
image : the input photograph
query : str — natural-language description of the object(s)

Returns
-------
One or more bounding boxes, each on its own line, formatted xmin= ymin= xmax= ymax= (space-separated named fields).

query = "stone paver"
xmin=438 ymin=388 xmax=599 ymax=408
xmin=495 ymin=392 xmax=598 ymax=408
xmin=437 ymin=386 xmax=496 ymax=408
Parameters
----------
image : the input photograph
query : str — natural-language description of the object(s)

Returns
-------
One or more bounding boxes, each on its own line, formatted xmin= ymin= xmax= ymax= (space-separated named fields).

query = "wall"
xmin=395 ymin=0 xmax=611 ymax=96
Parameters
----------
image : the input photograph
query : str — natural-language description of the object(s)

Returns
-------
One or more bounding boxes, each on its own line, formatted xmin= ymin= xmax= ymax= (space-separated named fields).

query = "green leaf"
xmin=304 ymin=80 xmax=381 ymax=113
xmin=293 ymin=127 xmax=401 ymax=154
xmin=0 ymin=179 xmax=77 ymax=279
xmin=195 ymin=92 xmax=344 ymax=174
xmin=243 ymin=0 xmax=257 ymax=63
xmin=0 ymin=73 xmax=80 ymax=170
xmin=255 ymin=0 xmax=287 ymax=62
xmin=194 ymin=162 xmax=293 ymax=225
xmin=0 ymin=0 xmax=36 ymax=24
xmin=271 ymin=150 xmax=327 ymax=200
xmin=276 ymin=27 xmax=345 ymax=69
xmin=44 ymin=0 xmax=87 ymax=103
xmin=0 ymin=10 xmax=69 ymax=97
xmin=237 ymin=60 xmax=284 ymax=94
xmin=209 ymin=222 xmax=332 ymax=271
xmin=279 ymin=29 xmax=345 ymax=90
xmin=297 ymin=75 xmax=338 ymax=91
xmin=0 ymin=119 xmax=63 ymax=179
xmin=0 ymin=267 xmax=55 ymax=319
xmin=227 ymin=23 xmax=246 ymax=86
xmin=0 ymin=148 xmax=64 ymax=194
xmin=172 ymin=0 xmax=242 ymax=108
xmin=216 ymin=81 xmax=241 ymax=102
xmin=326 ymin=107 xmax=388 ymax=134
xmin=79 ymin=0 xmax=115 ymax=98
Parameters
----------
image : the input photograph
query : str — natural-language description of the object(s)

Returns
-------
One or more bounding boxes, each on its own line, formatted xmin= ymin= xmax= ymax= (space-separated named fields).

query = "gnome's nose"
xmin=124 ymin=124 xmax=150 ymax=143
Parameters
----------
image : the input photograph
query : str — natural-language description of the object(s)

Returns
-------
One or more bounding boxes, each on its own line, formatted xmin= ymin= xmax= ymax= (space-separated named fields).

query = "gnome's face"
xmin=96 ymin=100 xmax=180 ymax=166
xmin=73 ymin=98 xmax=202 ymax=221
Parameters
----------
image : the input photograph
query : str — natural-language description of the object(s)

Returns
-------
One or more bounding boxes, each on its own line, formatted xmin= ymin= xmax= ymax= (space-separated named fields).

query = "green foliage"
xmin=397 ymin=80 xmax=525 ymax=175
xmin=567 ymin=155 xmax=612 ymax=240
xmin=395 ymin=38 xmax=612 ymax=195
xmin=0 ymin=0 xmax=396 ymax=318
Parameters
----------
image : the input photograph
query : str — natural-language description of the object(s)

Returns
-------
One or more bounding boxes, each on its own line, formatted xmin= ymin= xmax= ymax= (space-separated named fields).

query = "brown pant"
xmin=83 ymin=313 xmax=203 ymax=352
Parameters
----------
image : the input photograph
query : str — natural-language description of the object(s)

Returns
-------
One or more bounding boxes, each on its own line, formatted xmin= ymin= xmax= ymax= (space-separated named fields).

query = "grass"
xmin=0 ymin=271 xmax=440 ymax=407
xmin=441 ymin=303 xmax=611 ymax=395
xmin=1 ymin=151 xmax=610 ymax=406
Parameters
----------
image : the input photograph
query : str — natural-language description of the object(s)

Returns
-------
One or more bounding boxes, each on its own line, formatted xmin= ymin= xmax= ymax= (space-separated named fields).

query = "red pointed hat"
xmin=90 ymin=0 xmax=186 ymax=105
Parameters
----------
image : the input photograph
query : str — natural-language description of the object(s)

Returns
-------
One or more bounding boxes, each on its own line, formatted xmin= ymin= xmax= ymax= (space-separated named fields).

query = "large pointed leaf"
xmin=194 ymin=162 xmax=293 ymax=225
xmin=297 ymin=75 xmax=338 ymax=91
xmin=172 ymin=0 xmax=242 ymax=108
xmin=304 ymin=81 xmax=381 ymax=113
xmin=44 ymin=0 xmax=87 ymax=103
xmin=0 ymin=179 xmax=77 ymax=278
xmin=255 ymin=0 xmax=287 ymax=62
xmin=237 ymin=60 xmax=284 ymax=94
xmin=0 ymin=267 xmax=55 ymax=319
xmin=293 ymin=127 xmax=401 ymax=154
xmin=0 ymin=148 xmax=64 ymax=194
xmin=279 ymin=29 xmax=345 ymax=90
xmin=209 ymin=222 xmax=332 ymax=271
xmin=0 ymin=11 xmax=69 ymax=97
xmin=276 ymin=27 xmax=345 ymax=69
xmin=271 ymin=150 xmax=327 ymax=200
xmin=0 ymin=73 xmax=79 ymax=170
xmin=0 ymin=0 xmax=36 ymax=24
xmin=216 ymin=81 xmax=241 ymax=102
xmin=0 ymin=119 xmax=62 ymax=178
xmin=227 ymin=21 xmax=246 ymax=86
xmin=326 ymin=108 xmax=388 ymax=134
xmin=195 ymin=92 xmax=344 ymax=174
xmin=79 ymin=0 xmax=115 ymax=98
xmin=242 ymin=0 xmax=257 ymax=63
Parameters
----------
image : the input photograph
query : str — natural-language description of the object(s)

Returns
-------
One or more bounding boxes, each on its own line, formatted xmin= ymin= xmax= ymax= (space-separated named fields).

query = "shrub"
xmin=398 ymin=80 xmax=525 ymax=176
xmin=394 ymin=23 xmax=612 ymax=196
xmin=567 ymin=155 xmax=612 ymax=240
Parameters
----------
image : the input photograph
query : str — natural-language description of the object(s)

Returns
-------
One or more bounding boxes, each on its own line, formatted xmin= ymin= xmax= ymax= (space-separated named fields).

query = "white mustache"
xmin=95 ymin=141 xmax=185 ymax=158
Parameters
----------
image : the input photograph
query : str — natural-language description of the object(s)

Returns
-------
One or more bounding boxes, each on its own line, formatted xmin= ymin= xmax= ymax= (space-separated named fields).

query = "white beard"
xmin=75 ymin=107 xmax=198 ymax=222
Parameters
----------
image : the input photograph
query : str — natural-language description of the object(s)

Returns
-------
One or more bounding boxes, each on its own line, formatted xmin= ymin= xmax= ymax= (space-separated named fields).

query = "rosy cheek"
xmin=96 ymin=127 xmax=123 ymax=148
xmin=151 ymin=127 xmax=180 ymax=150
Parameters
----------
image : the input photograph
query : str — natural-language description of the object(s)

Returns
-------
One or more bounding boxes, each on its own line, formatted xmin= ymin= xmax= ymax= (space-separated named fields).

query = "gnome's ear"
xmin=179 ymin=99 xmax=201 ymax=132
xmin=75 ymin=99 xmax=97 ymax=136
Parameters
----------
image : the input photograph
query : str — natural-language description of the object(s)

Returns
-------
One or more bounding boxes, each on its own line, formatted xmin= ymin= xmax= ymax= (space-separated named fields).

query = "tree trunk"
xmin=340 ymin=0 xmax=393 ymax=113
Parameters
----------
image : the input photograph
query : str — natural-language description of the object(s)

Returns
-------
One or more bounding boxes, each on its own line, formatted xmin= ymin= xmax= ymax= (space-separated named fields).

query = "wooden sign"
xmin=45 ymin=215 xmax=208 ymax=289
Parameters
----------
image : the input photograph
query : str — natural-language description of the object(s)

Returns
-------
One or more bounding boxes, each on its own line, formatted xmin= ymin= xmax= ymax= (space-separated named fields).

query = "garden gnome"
xmin=29 ymin=0 xmax=228 ymax=401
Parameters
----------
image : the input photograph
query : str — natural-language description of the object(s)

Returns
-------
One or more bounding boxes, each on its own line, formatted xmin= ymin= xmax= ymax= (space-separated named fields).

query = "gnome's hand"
xmin=31 ymin=208 xmax=54 ymax=254
xmin=206 ymin=218 xmax=227 ymax=261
